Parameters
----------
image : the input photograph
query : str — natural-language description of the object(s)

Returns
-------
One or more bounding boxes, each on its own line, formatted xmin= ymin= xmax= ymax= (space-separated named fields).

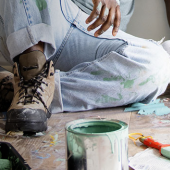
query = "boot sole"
xmin=5 ymin=108 xmax=48 ymax=133
xmin=5 ymin=121 xmax=47 ymax=133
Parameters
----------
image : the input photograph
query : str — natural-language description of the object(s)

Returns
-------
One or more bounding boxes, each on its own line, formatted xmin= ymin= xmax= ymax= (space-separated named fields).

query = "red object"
xmin=140 ymin=137 xmax=170 ymax=154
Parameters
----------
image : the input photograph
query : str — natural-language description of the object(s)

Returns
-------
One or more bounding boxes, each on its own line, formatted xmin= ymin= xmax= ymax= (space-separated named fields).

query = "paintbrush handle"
xmin=139 ymin=137 xmax=163 ymax=150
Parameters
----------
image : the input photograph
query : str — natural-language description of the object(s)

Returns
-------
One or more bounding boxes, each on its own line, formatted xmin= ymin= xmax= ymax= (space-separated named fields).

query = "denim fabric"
xmin=58 ymin=28 xmax=170 ymax=112
xmin=55 ymin=27 xmax=127 ymax=71
xmin=0 ymin=0 xmax=170 ymax=113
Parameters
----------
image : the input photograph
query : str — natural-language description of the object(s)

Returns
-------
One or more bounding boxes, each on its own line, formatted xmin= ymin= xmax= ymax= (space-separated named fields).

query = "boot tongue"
xmin=19 ymin=51 xmax=46 ymax=80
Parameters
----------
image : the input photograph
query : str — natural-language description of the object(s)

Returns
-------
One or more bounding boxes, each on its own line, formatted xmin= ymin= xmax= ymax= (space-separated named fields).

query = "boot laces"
xmin=0 ymin=75 xmax=14 ymax=111
xmin=17 ymin=63 xmax=51 ymax=114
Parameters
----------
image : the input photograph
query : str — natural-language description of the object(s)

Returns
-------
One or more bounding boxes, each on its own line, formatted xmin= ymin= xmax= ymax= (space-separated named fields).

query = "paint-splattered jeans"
xmin=0 ymin=0 xmax=170 ymax=113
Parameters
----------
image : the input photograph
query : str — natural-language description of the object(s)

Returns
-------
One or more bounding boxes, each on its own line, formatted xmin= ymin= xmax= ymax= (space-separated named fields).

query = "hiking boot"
xmin=0 ymin=69 xmax=14 ymax=112
xmin=5 ymin=51 xmax=55 ymax=133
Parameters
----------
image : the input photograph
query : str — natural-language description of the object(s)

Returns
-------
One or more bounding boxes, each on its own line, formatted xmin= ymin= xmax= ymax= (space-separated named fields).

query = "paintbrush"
xmin=139 ymin=137 xmax=170 ymax=159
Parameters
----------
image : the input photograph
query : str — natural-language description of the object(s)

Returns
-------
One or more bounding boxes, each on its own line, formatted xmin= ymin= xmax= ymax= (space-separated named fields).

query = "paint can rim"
xmin=65 ymin=118 xmax=128 ymax=136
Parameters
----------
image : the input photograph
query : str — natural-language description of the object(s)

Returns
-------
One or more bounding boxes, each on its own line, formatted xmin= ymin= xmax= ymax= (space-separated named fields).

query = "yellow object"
xmin=128 ymin=133 xmax=153 ymax=145
xmin=49 ymin=133 xmax=58 ymax=146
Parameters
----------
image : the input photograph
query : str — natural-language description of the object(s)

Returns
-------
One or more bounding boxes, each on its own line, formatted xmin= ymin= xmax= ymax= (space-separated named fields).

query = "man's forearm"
xmin=164 ymin=0 xmax=170 ymax=27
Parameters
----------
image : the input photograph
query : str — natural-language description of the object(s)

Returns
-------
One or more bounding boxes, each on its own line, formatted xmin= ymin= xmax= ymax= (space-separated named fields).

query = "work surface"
xmin=0 ymin=101 xmax=170 ymax=170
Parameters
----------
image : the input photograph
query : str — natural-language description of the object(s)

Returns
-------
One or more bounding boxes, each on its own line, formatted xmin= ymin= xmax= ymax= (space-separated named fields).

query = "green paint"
xmin=103 ymin=76 xmax=124 ymax=81
xmin=121 ymin=79 xmax=135 ymax=88
xmin=91 ymin=71 xmax=103 ymax=75
xmin=92 ymin=143 xmax=97 ymax=151
xmin=35 ymin=0 xmax=47 ymax=11
xmin=161 ymin=146 xmax=170 ymax=159
xmin=0 ymin=159 xmax=12 ymax=170
xmin=125 ymin=99 xmax=170 ymax=116
xmin=139 ymin=75 xmax=155 ymax=86
xmin=72 ymin=122 xmax=122 ymax=134
xmin=15 ymin=158 xmax=19 ymax=163
xmin=106 ymin=133 xmax=118 ymax=156
xmin=96 ymin=93 xmax=122 ymax=104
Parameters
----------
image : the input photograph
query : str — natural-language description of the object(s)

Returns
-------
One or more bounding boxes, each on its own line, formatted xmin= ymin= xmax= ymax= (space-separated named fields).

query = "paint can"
xmin=65 ymin=118 xmax=128 ymax=170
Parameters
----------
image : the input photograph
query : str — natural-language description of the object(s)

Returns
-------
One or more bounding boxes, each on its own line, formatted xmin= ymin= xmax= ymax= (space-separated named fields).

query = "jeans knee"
xmin=149 ymin=45 xmax=170 ymax=72
xmin=144 ymin=45 xmax=170 ymax=91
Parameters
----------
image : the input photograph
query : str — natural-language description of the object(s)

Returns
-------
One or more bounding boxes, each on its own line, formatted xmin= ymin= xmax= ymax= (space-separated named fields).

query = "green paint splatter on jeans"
xmin=139 ymin=75 xmax=155 ymax=86
xmin=103 ymin=76 xmax=125 ymax=81
xmin=96 ymin=93 xmax=122 ymax=104
xmin=35 ymin=0 xmax=47 ymax=11
xmin=121 ymin=79 xmax=135 ymax=88
xmin=91 ymin=71 xmax=102 ymax=75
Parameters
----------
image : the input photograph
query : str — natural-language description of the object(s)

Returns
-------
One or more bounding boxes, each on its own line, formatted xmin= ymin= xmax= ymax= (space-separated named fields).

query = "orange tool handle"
xmin=140 ymin=137 xmax=163 ymax=150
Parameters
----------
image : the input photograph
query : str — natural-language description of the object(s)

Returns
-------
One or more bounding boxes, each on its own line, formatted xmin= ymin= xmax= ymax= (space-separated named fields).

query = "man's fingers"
xmin=94 ymin=7 xmax=115 ymax=37
xmin=86 ymin=2 xmax=101 ymax=24
xmin=86 ymin=1 xmax=121 ymax=37
xmin=112 ymin=5 xmax=121 ymax=36
xmin=87 ymin=5 xmax=108 ymax=31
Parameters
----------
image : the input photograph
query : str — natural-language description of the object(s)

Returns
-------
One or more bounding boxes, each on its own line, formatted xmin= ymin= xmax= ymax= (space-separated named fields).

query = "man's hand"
xmin=86 ymin=0 xmax=121 ymax=37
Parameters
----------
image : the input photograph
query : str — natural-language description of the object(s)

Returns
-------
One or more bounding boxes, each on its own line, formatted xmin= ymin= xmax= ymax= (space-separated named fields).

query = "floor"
xmin=0 ymin=96 xmax=170 ymax=170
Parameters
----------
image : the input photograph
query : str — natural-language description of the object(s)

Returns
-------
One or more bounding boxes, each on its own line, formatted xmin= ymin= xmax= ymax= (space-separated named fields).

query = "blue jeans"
xmin=0 ymin=0 xmax=170 ymax=113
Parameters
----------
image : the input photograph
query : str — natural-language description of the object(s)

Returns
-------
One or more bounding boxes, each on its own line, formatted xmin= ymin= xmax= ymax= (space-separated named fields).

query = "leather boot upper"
xmin=8 ymin=51 xmax=55 ymax=116
xmin=0 ymin=71 xmax=14 ymax=112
